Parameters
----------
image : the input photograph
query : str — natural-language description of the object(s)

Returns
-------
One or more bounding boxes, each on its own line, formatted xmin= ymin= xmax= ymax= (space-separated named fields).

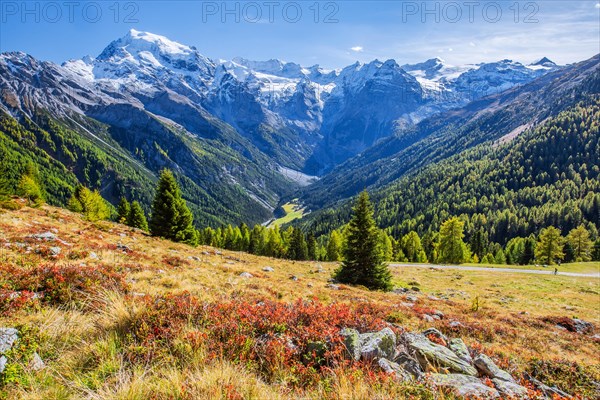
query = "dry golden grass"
xmin=1 ymin=205 xmax=599 ymax=399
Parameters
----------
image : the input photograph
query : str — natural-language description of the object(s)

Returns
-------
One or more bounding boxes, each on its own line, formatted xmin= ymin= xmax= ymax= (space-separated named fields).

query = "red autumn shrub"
xmin=122 ymin=293 xmax=396 ymax=387
xmin=0 ymin=263 xmax=129 ymax=312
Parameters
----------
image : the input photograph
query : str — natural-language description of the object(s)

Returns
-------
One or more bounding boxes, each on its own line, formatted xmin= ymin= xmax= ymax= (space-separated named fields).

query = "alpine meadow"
xmin=1 ymin=2 xmax=599 ymax=399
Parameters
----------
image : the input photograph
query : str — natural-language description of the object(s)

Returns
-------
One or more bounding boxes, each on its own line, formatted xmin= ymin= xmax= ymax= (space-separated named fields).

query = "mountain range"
xmin=1 ymin=29 xmax=596 ymax=228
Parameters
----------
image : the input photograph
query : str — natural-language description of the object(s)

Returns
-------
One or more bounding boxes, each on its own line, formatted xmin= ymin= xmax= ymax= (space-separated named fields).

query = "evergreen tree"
xmin=520 ymin=237 xmax=535 ymax=265
xmin=563 ymin=242 xmax=575 ymax=263
xmin=326 ymin=230 xmax=343 ymax=261
xmin=307 ymin=232 xmax=317 ymax=260
xmin=150 ymin=169 xmax=198 ymax=246
xmin=334 ymin=191 xmax=392 ymax=291
xmin=128 ymin=201 xmax=149 ymax=231
xmin=288 ymin=227 xmax=308 ymax=260
xmin=494 ymin=249 xmax=507 ymax=264
xmin=535 ymin=226 xmax=564 ymax=265
xmin=592 ymin=239 xmax=600 ymax=261
xmin=567 ymin=225 xmax=593 ymax=261
xmin=437 ymin=217 xmax=469 ymax=264
xmin=469 ymin=228 xmax=489 ymax=260
xmin=117 ymin=197 xmax=130 ymax=224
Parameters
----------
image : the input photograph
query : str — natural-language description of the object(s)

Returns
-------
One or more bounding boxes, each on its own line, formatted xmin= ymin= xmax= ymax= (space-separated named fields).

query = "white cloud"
xmin=595 ymin=3 xmax=600 ymax=9
xmin=469 ymin=42 xmax=477 ymax=47
xmin=350 ymin=46 xmax=364 ymax=52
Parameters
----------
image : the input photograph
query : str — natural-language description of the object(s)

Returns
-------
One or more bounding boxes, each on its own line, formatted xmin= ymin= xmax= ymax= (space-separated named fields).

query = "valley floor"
xmin=0 ymin=204 xmax=599 ymax=399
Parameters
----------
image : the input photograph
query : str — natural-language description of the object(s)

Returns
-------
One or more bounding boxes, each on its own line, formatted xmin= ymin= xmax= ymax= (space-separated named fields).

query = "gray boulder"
xmin=448 ymin=338 xmax=472 ymax=364
xmin=262 ymin=266 xmax=275 ymax=272
xmin=474 ymin=354 xmax=515 ymax=382
xmin=492 ymin=378 xmax=529 ymax=399
xmin=429 ymin=373 xmax=499 ymax=398
xmin=422 ymin=328 xmax=448 ymax=344
xmin=31 ymin=232 xmax=56 ymax=241
xmin=340 ymin=328 xmax=361 ymax=361
xmin=0 ymin=328 xmax=44 ymax=374
xmin=394 ymin=352 xmax=424 ymax=380
xmin=378 ymin=358 xmax=412 ymax=382
xmin=0 ymin=328 xmax=18 ymax=349
xmin=360 ymin=327 xmax=397 ymax=361
xmin=239 ymin=272 xmax=254 ymax=278
xmin=402 ymin=332 xmax=477 ymax=376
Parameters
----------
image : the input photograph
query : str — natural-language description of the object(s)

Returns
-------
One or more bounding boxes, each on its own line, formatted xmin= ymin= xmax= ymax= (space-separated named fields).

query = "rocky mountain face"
xmin=0 ymin=29 xmax=565 ymax=224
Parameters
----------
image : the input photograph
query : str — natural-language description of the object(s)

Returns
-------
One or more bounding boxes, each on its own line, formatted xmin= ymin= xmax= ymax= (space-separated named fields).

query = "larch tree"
xmin=437 ymin=217 xmax=470 ymax=264
xmin=535 ymin=226 xmax=564 ymax=265
xmin=567 ymin=225 xmax=593 ymax=261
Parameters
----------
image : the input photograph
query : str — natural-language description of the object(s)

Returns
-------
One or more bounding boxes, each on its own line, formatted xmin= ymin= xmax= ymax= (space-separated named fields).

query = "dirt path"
xmin=388 ymin=263 xmax=600 ymax=278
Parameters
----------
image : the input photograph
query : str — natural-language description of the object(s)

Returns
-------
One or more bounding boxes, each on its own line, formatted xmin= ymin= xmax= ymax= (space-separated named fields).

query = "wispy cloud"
xmin=350 ymin=46 xmax=364 ymax=53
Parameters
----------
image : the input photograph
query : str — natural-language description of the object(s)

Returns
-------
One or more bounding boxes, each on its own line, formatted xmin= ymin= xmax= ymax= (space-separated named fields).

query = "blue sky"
xmin=1 ymin=1 xmax=599 ymax=68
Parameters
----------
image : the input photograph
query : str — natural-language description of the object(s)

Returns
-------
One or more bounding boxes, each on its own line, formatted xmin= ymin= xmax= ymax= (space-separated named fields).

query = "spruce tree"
xmin=128 ymin=201 xmax=149 ymax=232
xmin=288 ymin=227 xmax=308 ymax=260
xmin=520 ymin=237 xmax=535 ymax=265
xmin=150 ymin=169 xmax=198 ymax=246
xmin=334 ymin=191 xmax=392 ymax=291
xmin=307 ymin=232 xmax=317 ymax=260
xmin=117 ymin=197 xmax=130 ymax=224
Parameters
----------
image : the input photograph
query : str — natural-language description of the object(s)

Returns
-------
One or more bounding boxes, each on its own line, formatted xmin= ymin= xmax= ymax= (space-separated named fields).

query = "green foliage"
xmin=437 ymin=217 xmax=470 ymax=264
xmin=68 ymin=185 xmax=111 ymax=222
xmin=326 ymin=231 xmax=343 ymax=261
xmin=128 ymin=201 xmax=149 ymax=232
xmin=535 ymin=226 xmax=564 ymax=265
xmin=334 ymin=191 xmax=392 ymax=291
xmin=15 ymin=162 xmax=44 ymax=207
xmin=287 ymin=227 xmax=308 ymax=261
xmin=150 ymin=169 xmax=198 ymax=246
xmin=117 ymin=197 xmax=130 ymax=224
xmin=299 ymin=100 xmax=600 ymax=264
xmin=567 ymin=225 xmax=593 ymax=261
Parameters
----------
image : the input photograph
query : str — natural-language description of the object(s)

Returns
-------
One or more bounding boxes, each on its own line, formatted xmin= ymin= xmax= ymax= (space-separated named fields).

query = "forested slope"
xmin=299 ymin=99 xmax=600 ymax=245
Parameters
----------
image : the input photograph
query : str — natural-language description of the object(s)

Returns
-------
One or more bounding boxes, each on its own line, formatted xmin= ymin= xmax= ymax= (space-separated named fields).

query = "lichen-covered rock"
xmin=360 ymin=327 xmax=397 ymax=361
xmin=422 ymin=328 xmax=448 ymax=344
xmin=448 ymin=338 xmax=472 ymax=364
xmin=340 ymin=328 xmax=361 ymax=361
xmin=239 ymin=272 xmax=253 ymax=278
xmin=474 ymin=354 xmax=515 ymax=382
xmin=402 ymin=332 xmax=477 ymax=376
xmin=429 ymin=373 xmax=499 ymax=398
xmin=378 ymin=358 xmax=413 ymax=382
xmin=492 ymin=378 xmax=529 ymax=398
xmin=394 ymin=352 xmax=424 ymax=380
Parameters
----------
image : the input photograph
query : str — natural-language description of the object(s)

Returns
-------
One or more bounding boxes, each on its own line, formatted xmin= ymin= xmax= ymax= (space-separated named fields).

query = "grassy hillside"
xmin=1 ymin=204 xmax=598 ymax=399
